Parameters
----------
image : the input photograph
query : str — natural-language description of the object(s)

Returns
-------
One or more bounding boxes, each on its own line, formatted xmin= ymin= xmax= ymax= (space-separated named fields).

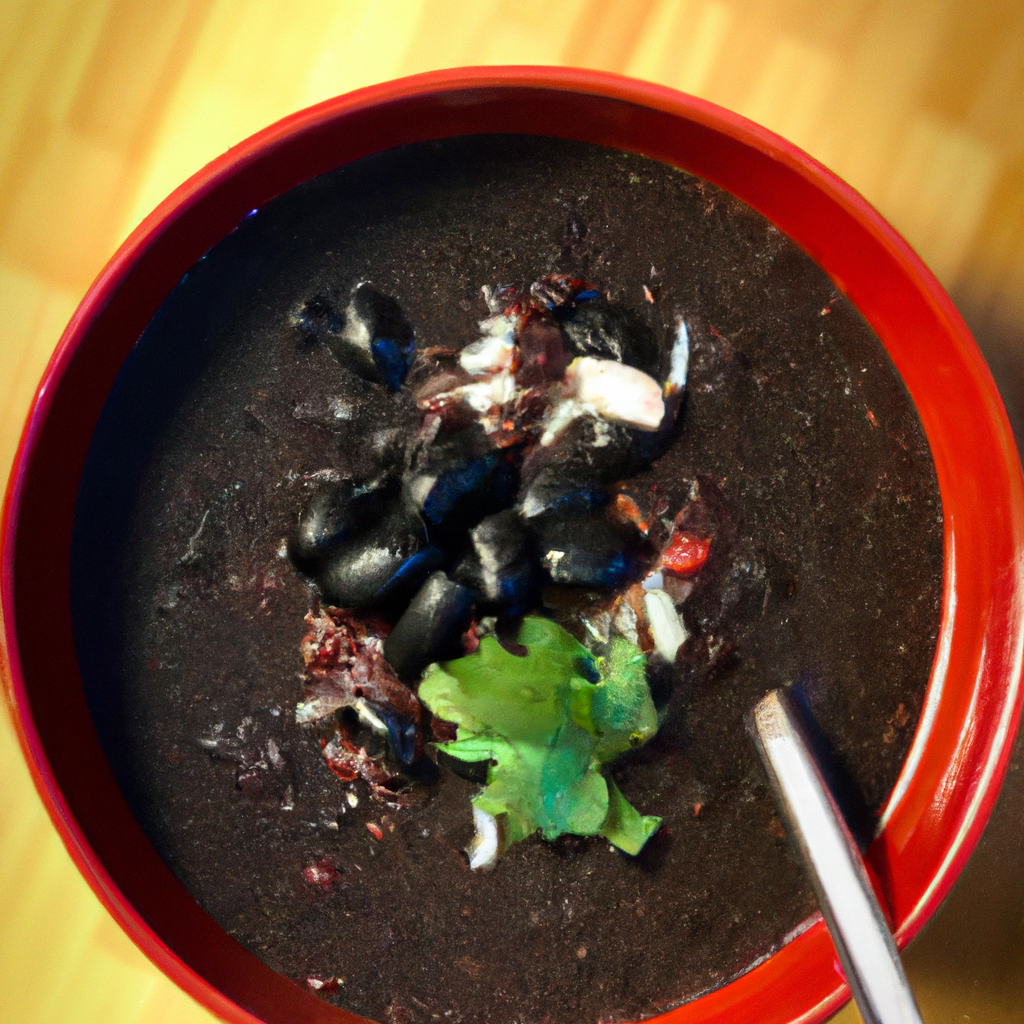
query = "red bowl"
xmin=3 ymin=66 xmax=1023 ymax=1024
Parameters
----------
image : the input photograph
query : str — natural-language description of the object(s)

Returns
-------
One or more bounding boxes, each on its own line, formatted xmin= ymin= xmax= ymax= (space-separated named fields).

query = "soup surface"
xmin=72 ymin=135 xmax=943 ymax=1024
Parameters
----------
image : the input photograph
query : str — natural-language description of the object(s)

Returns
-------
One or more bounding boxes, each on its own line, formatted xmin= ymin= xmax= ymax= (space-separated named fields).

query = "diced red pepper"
xmin=660 ymin=532 xmax=711 ymax=577
xmin=302 ymin=859 xmax=340 ymax=890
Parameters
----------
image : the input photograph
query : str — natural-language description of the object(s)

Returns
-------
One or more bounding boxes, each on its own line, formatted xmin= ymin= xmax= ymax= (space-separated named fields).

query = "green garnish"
xmin=419 ymin=616 xmax=662 ymax=860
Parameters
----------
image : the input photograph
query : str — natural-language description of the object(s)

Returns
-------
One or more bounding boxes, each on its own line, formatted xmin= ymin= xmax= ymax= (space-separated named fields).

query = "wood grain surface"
xmin=2 ymin=3 xmax=1023 ymax=1022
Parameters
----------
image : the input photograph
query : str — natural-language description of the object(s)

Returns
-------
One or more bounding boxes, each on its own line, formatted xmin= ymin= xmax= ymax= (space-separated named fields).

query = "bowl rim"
xmin=3 ymin=64 xmax=1024 ymax=1024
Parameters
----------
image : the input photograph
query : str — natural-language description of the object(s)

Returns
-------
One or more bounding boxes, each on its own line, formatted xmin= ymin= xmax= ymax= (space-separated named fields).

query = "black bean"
xmin=452 ymin=509 xmax=541 ymax=615
xmin=383 ymin=572 xmax=475 ymax=682
xmin=316 ymin=506 xmax=441 ymax=610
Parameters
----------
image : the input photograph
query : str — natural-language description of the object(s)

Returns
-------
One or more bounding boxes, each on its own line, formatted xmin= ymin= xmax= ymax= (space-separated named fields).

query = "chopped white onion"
xmin=450 ymin=381 xmax=495 ymax=415
xmin=667 ymin=319 xmax=690 ymax=391
xmin=459 ymin=331 xmax=514 ymax=375
xmin=467 ymin=805 xmax=500 ymax=871
xmin=565 ymin=357 xmax=665 ymax=431
xmin=644 ymin=588 xmax=689 ymax=662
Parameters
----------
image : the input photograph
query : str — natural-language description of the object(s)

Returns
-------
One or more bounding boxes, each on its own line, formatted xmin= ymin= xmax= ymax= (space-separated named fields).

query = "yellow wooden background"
xmin=2 ymin=2 xmax=1023 ymax=1022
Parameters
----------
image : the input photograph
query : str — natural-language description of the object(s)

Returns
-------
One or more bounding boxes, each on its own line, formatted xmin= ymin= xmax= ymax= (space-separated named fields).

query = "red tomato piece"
xmin=660 ymin=532 xmax=711 ymax=576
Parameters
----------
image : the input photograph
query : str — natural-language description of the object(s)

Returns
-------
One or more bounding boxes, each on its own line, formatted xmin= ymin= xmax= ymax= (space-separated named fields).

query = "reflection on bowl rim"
xmin=3 ymin=66 xmax=1023 ymax=1024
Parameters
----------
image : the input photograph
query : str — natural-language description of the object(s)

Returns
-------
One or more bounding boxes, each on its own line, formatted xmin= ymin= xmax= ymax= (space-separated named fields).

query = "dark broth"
xmin=72 ymin=136 xmax=942 ymax=1024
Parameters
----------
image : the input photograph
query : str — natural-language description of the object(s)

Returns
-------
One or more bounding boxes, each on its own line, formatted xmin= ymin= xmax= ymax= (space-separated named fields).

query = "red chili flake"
xmin=302 ymin=859 xmax=340 ymax=891
xmin=306 ymin=975 xmax=341 ymax=994
xmin=693 ymin=802 xmax=702 ymax=817
xmin=325 ymin=761 xmax=358 ymax=782
xmin=320 ymin=737 xmax=358 ymax=781
xmin=660 ymin=532 xmax=711 ymax=577
xmin=612 ymin=493 xmax=650 ymax=535
xmin=366 ymin=822 xmax=384 ymax=841
xmin=866 ymin=409 xmax=878 ymax=428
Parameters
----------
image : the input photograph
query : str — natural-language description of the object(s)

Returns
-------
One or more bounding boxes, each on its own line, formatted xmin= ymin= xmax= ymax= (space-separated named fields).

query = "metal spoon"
xmin=749 ymin=688 xmax=925 ymax=1024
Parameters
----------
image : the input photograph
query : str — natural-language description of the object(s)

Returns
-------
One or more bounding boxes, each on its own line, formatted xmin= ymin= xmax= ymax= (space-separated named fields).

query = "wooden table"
xmin=3 ymin=3 xmax=1023 ymax=1022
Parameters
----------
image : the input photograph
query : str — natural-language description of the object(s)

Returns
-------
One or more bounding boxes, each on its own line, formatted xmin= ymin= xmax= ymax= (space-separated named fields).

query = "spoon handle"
xmin=750 ymin=689 xmax=925 ymax=1024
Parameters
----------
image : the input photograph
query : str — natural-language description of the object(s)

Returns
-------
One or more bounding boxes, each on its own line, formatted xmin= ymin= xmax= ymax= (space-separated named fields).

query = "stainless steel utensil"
xmin=750 ymin=688 xmax=925 ymax=1024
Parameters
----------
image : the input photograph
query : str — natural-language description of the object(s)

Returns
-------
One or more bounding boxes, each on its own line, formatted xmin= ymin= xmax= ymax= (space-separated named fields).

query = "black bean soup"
xmin=71 ymin=136 xmax=942 ymax=1024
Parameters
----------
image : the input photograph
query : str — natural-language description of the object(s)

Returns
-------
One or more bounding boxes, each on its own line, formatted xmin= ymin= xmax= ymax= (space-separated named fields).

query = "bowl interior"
xmin=4 ymin=68 xmax=1023 ymax=1024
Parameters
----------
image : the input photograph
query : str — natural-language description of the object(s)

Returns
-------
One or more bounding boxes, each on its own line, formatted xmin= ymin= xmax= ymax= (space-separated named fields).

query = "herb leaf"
xmin=419 ymin=616 xmax=662 ymax=860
